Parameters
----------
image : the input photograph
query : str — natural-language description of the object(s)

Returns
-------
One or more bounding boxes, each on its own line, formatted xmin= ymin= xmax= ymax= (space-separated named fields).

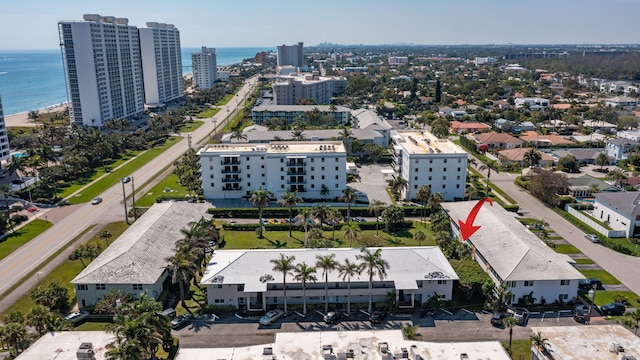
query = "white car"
xmin=91 ymin=197 xmax=103 ymax=205
xmin=259 ymin=309 xmax=284 ymax=326
xmin=65 ymin=311 xmax=90 ymax=323
xmin=585 ymin=234 xmax=600 ymax=243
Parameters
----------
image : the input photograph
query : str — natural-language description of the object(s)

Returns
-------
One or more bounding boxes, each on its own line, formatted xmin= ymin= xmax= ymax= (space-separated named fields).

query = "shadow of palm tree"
xmin=267 ymin=239 xmax=288 ymax=248
xmin=385 ymin=237 xmax=403 ymax=246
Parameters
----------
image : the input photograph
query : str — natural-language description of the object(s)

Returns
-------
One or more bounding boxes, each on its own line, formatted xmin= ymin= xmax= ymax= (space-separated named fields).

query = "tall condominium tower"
xmin=139 ymin=22 xmax=184 ymax=106
xmin=59 ymin=14 xmax=145 ymax=127
xmin=277 ymin=42 xmax=304 ymax=67
xmin=191 ymin=47 xmax=217 ymax=90
xmin=0 ymin=96 xmax=10 ymax=163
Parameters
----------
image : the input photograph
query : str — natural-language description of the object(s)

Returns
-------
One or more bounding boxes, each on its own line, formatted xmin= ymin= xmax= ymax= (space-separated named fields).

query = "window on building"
xmin=506 ymin=281 xmax=516 ymax=287
xmin=457 ymin=176 xmax=460 ymax=180
xmin=281 ymin=176 xmax=284 ymax=180
xmin=246 ymin=157 xmax=249 ymax=161
xmin=247 ymin=174 xmax=251 ymax=178
xmin=261 ymin=156 xmax=264 ymax=160
xmin=443 ymin=176 xmax=446 ymax=180
xmin=444 ymin=159 xmax=447 ymax=163
xmin=335 ymin=157 xmax=338 ymax=162
xmin=415 ymin=168 xmax=418 ymax=172
xmin=281 ymin=185 xmax=284 ymax=189
xmin=456 ymin=184 xmax=460 ymax=188
xmin=443 ymin=167 xmax=447 ymax=172
xmin=210 ymin=174 xmax=214 ymax=179
xmin=414 ymin=185 xmax=417 ymax=189
xmin=311 ymin=158 xmax=314 ymax=162
xmin=560 ymin=280 xmax=570 ymax=286
xmin=133 ymin=284 xmax=143 ymax=290
xmin=261 ymin=165 xmax=264 ymax=168
xmin=246 ymin=165 xmax=250 ymax=169
xmin=311 ymin=175 xmax=315 ymax=180
xmin=311 ymin=167 xmax=315 ymax=171
xmin=458 ymin=158 xmax=462 ymax=163
xmin=429 ymin=168 xmax=432 ymax=172
xmin=437 ymin=280 xmax=447 ymax=285
xmin=209 ymin=166 xmax=213 ymax=170
xmin=211 ymin=183 xmax=214 ymax=187
xmin=429 ymin=159 xmax=433 ymax=164
xmin=322 ymin=158 xmax=325 ymax=162
xmin=335 ymin=166 xmax=339 ymax=171
xmin=428 ymin=176 xmax=432 ymax=181
xmin=77 ymin=284 xmax=88 ymax=291
xmin=558 ymin=294 xmax=568 ymax=300
xmin=414 ymin=177 xmax=418 ymax=181
xmin=281 ymin=167 xmax=284 ymax=172
xmin=280 ymin=159 xmax=284 ymax=163
xmin=335 ymin=175 xmax=339 ymax=179
xmin=247 ymin=182 xmax=251 ymax=187
xmin=335 ymin=184 xmax=339 ymax=188
xmin=524 ymin=281 xmax=534 ymax=287
xmin=457 ymin=167 xmax=461 ymax=172
xmin=322 ymin=175 xmax=325 ymax=180
xmin=96 ymin=284 xmax=106 ymax=290
xmin=311 ymin=184 xmax=315 ymax=188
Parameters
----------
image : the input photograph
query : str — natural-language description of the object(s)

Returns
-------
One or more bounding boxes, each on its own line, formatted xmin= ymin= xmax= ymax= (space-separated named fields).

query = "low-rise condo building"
xmin=273 ymin=73 xmax=346 ymax=105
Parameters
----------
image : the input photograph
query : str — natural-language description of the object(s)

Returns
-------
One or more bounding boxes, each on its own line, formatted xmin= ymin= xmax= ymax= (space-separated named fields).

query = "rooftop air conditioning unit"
xmin=76 ymin=342 xmax=95 ymax=360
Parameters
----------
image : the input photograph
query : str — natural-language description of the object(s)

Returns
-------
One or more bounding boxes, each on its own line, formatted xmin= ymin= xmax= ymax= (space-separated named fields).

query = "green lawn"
xmin=0 ymin=220 xmax=53 ymax=261
xmin=68 ymin=136 xmax=181 ymax=204
xmin=1 ymin=222 xmax=129 ymax=318
xmin=503 ymin=340 xmax=531 ymax=360
xmin=592 ymin=290 xmax=639 ymax=307
xmin=573 ymin=258 xmax=595 ymax=264
xmin=579 ymin=269 xmax=621 ymax=284
xmin=195 ymin=108 xmax=220 ymax=118
xmin=221 ymin=224 xmax=434 ymax=250
xmin=180 ymin=120 xmax=205 ymax=132
xmin=75 ymin=322 xmax=109 ymax=331
xmin=135 ymin=173 xmax=190 ymax=207
xmin=553 ymin=243 xmax=581 ymax=254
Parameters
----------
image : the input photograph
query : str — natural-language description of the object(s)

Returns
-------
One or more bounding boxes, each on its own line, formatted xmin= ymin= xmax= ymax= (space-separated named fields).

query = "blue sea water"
xmin=0 ymin=47 xmax=271 ymax=116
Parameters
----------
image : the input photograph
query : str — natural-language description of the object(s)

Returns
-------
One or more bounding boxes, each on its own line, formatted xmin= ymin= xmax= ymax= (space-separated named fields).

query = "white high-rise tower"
xmin=0 ymin=96 xmax=10 ymax=163
xmin=59 ymin=14 xmax=145 ymax=127
xmin=191 ymin=47 xmax=217 ymax=90
xmin=139 ymin=22 xmax=183 ymax=106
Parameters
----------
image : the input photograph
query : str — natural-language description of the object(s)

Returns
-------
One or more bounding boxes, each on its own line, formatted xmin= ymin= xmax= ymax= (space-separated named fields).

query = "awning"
xmin=394 ymin=279 xmax=418 ymax=290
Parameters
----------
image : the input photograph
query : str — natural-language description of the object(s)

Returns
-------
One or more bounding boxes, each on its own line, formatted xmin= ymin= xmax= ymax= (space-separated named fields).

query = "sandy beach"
xmin=4 ymin=103 xmax=68 ymax=128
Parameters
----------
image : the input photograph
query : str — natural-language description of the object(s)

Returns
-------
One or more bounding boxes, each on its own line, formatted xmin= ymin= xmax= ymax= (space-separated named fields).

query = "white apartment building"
xmin=474 ymin=57 xmax=496 ymax=65
xmin=139 ymin=22 xmax=183 ymax=106
xmin=605 ymin=96 xmax=638 ymax=111
xmin=392 ymin=131 xmax=468 ymax=201
xmin=593 ymin=192 xmax=640 ymax=238
xmin=514 ymin=97 xmax=550 ymax=111
xmin=276 ymin=42 xmax=304 ymax=67
xmin=251 ymin=104 xmax=351 ymax=125
xmin=201 ymin=247 xmax=458 ymax=312
xmin=192 ymin=47 xmax=217 ymax=90
xmin=273 ymin=73 xmax=347 ymax=105
xmin=216 ymin=68 xmax=230 ymax=82
xmin=388 ymin=56 xmax=408 ymax=66
xmin=198 ymin=141 xmax=347 ymax=200
xmin=59 ymin=14 xmax=146 ymax=127
xmin=0 ymin=96 xmax=10 ymax=163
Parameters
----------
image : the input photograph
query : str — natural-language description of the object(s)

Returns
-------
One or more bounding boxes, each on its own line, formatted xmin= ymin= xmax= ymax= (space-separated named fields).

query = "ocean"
xmin=0 ymin=47 xmax=271 ymax=116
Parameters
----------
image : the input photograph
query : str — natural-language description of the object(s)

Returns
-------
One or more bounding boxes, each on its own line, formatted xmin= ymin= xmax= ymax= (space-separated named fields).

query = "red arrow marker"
xmin=458 ymin=198 xmax=493 ymax=241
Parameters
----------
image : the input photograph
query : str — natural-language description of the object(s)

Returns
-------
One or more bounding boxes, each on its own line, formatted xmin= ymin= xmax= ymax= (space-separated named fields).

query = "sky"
xmin=1 ymin=0 xmax=639 ymax=49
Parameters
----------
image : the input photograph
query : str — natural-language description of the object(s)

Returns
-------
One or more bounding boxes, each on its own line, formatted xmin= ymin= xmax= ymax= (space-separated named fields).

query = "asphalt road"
xmin=0 ymin=78 xmax=258 ymax=313
xmin=488 ymin=168 xmax=640 ymax=296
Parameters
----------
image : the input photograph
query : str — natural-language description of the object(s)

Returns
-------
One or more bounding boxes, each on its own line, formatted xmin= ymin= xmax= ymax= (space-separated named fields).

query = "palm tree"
xmin=416 ymin=185 xmax=431 ymax=223
xmin=523 ymin=148 xmax=542 ymax=168
xmin=316 ymin=254 xmax=339 ymax=313
xmin=293 ymin=262 xmax=316 ymax=315
xmin=530 ymin=331 xmax=549 ymax=352
xmin=0 ymin=183 xmax=12 ymax=212
xmin=413 ymin=230 xmax=427 ymax=246
xmin=311 ymin=203 xmax=331 ymax=225
xmin=2 ymin=322 xmax=27 ymax=352
xmin=402 ymin=324 xmax=420 ymax=340
xmin=297 ymin=208 xmax=312 ymax=247
xmin=327 ymin=208 xmax=343 ymax=241
xmin=278 ymin=190 xmax=302 ymax=236
xmin=341 ymin=221 xmax=361 ymax=247
xmin=340 ymin=188 xmax=358 ymax=219
xmin=320 ymin=184 xmax=329 ymax=201
xmin=338 ymin=258 xmax=361 ymax=314
xmin=270 ymin=254 xmax=296 ymax=313
xmin=464 ymin=185 xmax=477 ymax=201
xmin=166 ymin=250 xmax=197 ymax=307
xmin=291 ymin=129 xmax=306 ymax=141
xmin=391 ymin=177 xmax=408 ymax=200
xmin=5 ymin=155 xmax=26 ymax=181
xmin=250 ymin=186 xmax=272 ymax=227
xmin=504 ymin=316 xmax=518 ymax=352
xmin=26 ymin=305 xmax=51 ymax=335
xmin=338 ymin=126 xmax=353 ymax=154
xmin=230 ymin=128 xmax=247 ymax=142
xmin=100 ymin=230 xmax=113 ymax=247
xmin=356 ymin=248 xmax=390 ymax=313
xmin=478 ymin=160 xmax=500 ymax=196
xmin=368 ymin=200 xmax=386 ymax=236
xmin=106 ymin=339 xmax=143 ymax=360
xmin=27 ymin=110 xmax=40 ymax=127
xmin=595 ymin=152 xmax=609 ymax=171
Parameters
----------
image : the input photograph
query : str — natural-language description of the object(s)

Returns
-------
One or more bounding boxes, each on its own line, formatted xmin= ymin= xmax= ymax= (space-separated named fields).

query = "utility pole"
xmin=121 ymin=179 xmax=129 ymax=224
xmin=187 ymin=133 xmax=192 ymax=149
xmin=131 ymin=177 xmax=136 ymax=221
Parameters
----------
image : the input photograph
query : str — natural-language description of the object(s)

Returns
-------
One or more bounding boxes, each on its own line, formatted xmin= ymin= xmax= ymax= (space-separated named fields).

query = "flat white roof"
xmin=198 ymin=141 xmax=346 ymax=155
xmin=16 ymin=331 xmax=114 ymax=360
xmin=176 ymin=330 xmax=511 ymax=360
xmin=201 ymin=247 xmax=458 ymax=289
xmin=441 ymin=201 xmax=584 ymax=282
xmin=393 ymin=130 xmax=467 ymax=155
xmin=530 ymin=325 xmax=640 ymax=360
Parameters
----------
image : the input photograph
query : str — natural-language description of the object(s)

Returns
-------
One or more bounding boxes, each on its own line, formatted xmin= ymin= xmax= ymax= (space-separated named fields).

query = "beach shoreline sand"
xmin=4 ymin=103 xmax=68 ymax=128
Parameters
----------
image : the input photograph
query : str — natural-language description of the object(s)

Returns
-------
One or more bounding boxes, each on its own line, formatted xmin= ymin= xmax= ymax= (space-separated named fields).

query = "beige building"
xmin=273 ymin=73 xmax=346 ymax=105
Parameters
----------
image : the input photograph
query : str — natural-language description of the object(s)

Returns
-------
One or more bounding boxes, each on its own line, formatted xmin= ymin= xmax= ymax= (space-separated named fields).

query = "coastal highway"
xmin=0 ymin=77 xmax=258 ymax=311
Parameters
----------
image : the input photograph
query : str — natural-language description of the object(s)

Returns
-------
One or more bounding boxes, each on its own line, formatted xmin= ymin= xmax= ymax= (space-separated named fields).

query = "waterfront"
xmin=0 ymin=47 xmax=271 ymax=116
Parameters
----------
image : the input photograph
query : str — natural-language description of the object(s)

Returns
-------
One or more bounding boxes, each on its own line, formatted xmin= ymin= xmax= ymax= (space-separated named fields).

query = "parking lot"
xmin=348 ymin=163 xmax=394 ymax=205
xmin=173 ymin=308 xmax=611 ymax=348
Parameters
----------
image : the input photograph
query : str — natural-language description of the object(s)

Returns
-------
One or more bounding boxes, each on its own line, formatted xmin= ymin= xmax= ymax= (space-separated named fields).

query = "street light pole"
xmin=131 ymin=177 xmax=136 ymax=221
xmin=121 ymin=179 xmax=129 ymax=224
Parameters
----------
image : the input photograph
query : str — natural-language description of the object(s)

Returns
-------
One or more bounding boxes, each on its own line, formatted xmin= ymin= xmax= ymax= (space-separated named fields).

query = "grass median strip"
xmin=573 ymin=258 xmax=595 ymax=264
xmin=0 ymin=220 xmax=53 ymax=261
xmin=553 ymin=243 xmax=581 ymax=254
xmin=579 ymin=269 xmax=621 ymax=284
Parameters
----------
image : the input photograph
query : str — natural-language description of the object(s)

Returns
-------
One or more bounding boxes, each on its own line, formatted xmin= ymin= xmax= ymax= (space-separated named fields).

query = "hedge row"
xmin=208 ymin=206 xmax=427 ymax=219
xmin=155 ymin=195 xmax=205 ymax=203
xmin=221 ymin=220 xmax=414 ymax=231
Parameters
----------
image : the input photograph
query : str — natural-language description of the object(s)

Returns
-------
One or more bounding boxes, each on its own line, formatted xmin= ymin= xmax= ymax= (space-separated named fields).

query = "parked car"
xmin=600 ymin=302 xmax=625 ymax=316
xmin=259 ymin=309 xmax=284 ymax=326
xmin=490 ymin=312 xmax=504 ymax=327
xmin=579 ymin=278 xmax=603 ymax=290
xmin=170 ymin=314 xmax=194 ymax=329
xmin=323 ymin=311 xmax=344 ymax=324
xmin=573 ymin=304 xmax=590 ymax=323
xmin=585 ymin=233 xmax=600 ymax=243
xmin=64 ymin=311 xmax=90 ymax=324
xmin=507 ymin=308 xmax=529 ymax=325
xmin=122 ymin=177 xmax=131 ymax=183
xmin=91 ymin=197 xmax=102 ymax=205
xmin=369 ymin=310 xmax=387 ymax=324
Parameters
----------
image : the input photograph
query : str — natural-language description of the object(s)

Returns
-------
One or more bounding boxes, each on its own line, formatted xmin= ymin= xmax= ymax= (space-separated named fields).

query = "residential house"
xmin=473 ymin=132 xmax=524 ymax=151
xmin=497 ymin=147 xmax=555 ymax=167
xmin=605 ymin=96 xmax=638 ymax=111
xmin=493 ymin=118 xmax=535 ymax=133
xmin=514 ymin=97 xmax=550 ymax=111
xmin=441 ymin=201 xmax=584 ymax=306
xmin=566 ymin=174 xmax=618 ymax=197
xmin=201 ymin=247 xmax=458 ymax=312
xmin=552 ymin=149 xmax=607 ymax=165
xmin=449 ymin=121 xmax=491 ymax=134
xmin=618 ymin=129 xmax=640 ymax=142
xmin=593 ymin=192 xmax=640 ymax=238
xmin=581 ymin=119 xmax=617 ymax=133
xmin=519 ymin=131 xmax=576 ymax=147
xmin=605 ymin=137 xmax=640 ymax=161
xmin=439 ymin=107 xmax=468 ymax=120
xmin=71 ymin=202 xmax=210 ymax=308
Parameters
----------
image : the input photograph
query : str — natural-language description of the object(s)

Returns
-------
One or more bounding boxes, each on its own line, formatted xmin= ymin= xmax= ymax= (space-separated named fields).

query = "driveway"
xmin=349 ymin=164 xmax=393 ymax=205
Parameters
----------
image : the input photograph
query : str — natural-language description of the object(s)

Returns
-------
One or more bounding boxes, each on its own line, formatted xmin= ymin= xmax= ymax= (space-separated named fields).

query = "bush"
xmin=11 ymin=214 xmax=28 ymax=224
xmin=502 ymin=204 xmax=520 ymax=212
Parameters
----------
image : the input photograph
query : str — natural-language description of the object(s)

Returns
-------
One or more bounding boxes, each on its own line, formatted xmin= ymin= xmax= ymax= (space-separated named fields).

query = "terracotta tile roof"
xmin=450 ymin=121 xmax=491 ymax=130
xmin=552 ymin=103 xmax=572 ymax=110
xmin=498 ymin=147 xmax=555 ymax=162
xmin=474 ymin=132 xmax=524 ymax=144
xmin=519 ymin=131 xmax=575 ymax=145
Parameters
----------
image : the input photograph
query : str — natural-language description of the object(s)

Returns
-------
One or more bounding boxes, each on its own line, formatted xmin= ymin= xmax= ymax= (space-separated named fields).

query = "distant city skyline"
xmin=1 ymin=0 xmax=639 ymax=49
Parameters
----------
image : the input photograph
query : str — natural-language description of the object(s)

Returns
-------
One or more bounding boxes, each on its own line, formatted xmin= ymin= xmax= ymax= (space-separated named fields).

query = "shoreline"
xmin=4 ymin=102 xmax=69 ymax=128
